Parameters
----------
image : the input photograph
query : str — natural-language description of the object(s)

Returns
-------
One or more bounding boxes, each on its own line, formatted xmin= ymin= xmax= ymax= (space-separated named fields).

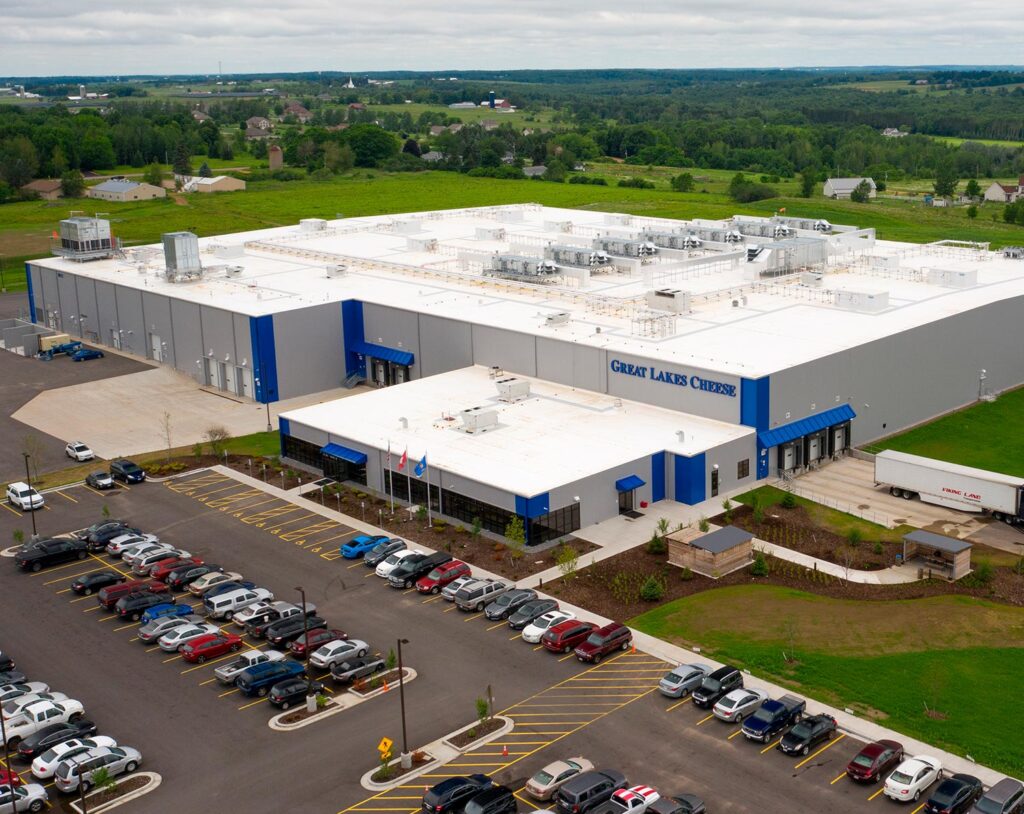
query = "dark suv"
xmin=422 ymin=774 xmax=492 ymax=814
xmin=110 ymin=459 xmax=146 ymax=483
xmin=15 ymin=538 xmax=88 ymax=571
xmin=691 ymin=665 xmax=742 ymax=708
xmin=554 ymin=770 xmax=628 ymax=814
xmin=573 ymin=623 xmax=632 ymax=664
xmin=115 ymin=591 xmax=168 ymax=621
xmin=464 ymin=786 xmax=517 ymax=814
xmin=389 ymin=552 xmax=453 ymax=589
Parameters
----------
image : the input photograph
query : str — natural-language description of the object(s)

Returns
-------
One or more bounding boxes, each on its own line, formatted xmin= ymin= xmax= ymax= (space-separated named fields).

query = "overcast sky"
xmin=1 ymin=0 xmax=1021 ymax=77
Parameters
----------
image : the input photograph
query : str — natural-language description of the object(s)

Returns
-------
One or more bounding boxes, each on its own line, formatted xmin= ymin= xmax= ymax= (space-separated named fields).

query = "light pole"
xmin=397 ymin=637 xmax=410 ymax=769
xmin=22 ymin=452 xmax=37 ymax=540
xmin=1 ymin=704 xmax=15 ymax=812
xmin=296 ymin=586 xmax=314 ymax=712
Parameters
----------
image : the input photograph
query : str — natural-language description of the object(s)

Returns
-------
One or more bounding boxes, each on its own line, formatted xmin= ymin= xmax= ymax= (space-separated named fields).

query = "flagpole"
xmin=387 ymin=441 xmax=394 ymax=514
xmin=425 ymin=458 xmax=432 ymax=526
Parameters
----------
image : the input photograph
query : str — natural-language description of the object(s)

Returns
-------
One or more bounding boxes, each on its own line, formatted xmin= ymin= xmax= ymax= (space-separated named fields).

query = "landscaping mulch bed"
xmin=447 ymin=717 xmax=505 ymax=749
xmin=350 ymin=667 xmax=406 ymax=696
xmin=280 ymin=699 xmax=333 ymax=724
xmin=57 ymin=774 xmax=150 ymax=812
xmin=371 ymin=751 xmax=434 ymax=783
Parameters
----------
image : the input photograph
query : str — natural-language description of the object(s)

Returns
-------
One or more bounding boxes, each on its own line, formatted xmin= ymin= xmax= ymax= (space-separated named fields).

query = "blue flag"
xmin=414 ymin=454 xmax=427 ymax=478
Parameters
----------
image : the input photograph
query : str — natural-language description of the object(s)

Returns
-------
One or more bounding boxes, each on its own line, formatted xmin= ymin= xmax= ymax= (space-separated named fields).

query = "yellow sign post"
xmin=378 ymin=736 xmax=394 ymax=761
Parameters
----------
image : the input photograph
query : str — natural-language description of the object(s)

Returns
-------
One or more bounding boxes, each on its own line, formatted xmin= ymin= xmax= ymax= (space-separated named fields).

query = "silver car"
xmin=442 ymin=575 xmax=474 ymax=602
xmin=157 ymin=623 xmax=219 ymax=652
xmin=658 ymin=664 xmax=711 ymax=698
xmin=137 ymin=614 xmax=204 ymax=643
xmin=713 ymin=688 xmax=769 ymax=723
xmin=0 ymin=782 xmax=48 ymax=813
xmin=0 ymin=682 xmax=49 ymax=704
xmin=53 ymin=745 xmax=142 ymax=794
xmin=120 ymin=542 xmax=169 ymax=566
xmin=105 ymin=533 xmax=158 ymax=557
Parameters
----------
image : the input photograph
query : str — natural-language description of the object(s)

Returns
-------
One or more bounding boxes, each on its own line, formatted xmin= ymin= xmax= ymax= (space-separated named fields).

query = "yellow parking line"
xmin=422 ymin=595 xmax=444 ymax=604
xmin=558 ymin=652 xmax=576 ymax=662
xmin=403 ymin=588 xmax=417 ymax=595
xmin=267 ymin=512 xmax=317 ymax=531
xmin=31 ymin=558 xmax=95 ymax=577
xmin=57 ymin=588 xmax=72 ymax=594
xmin=508 ymin=632 xmax=522 ymax=640
xmin=181 ymin=649 xmax=243 ymax=673
xmin=695 ymin=714 xmax=715 ymax=726
xmin=114 ymin=481 xmax=131 ymax=490
xmin=793 ymin=734 xmax=846 ymax=769
xmin=364 ymin=572 xmax=377 ymax=579
xmin=129 ymin=637 xmax=139 ymax=643
xmin=514 ymin=790 xmax=540 ymax=811
xmin=45 ymin=565 xmax=102 ymax=585
xmin=92 ymin=554 xmax=130 ymax=578
xmin=911 ymin=804 xmax=925 ymax=814
xmin=0 ymin=502 xmax=21 ymax=516
xmin=83 ymin=485 xmax=109 ymax=497
xmin=199 ymin=677 xmax=218 ymax=686
xmin=532 ymin=644 xmax=545 ymax=651
xmin=218 ymin=687 xmax=239 ymax=698
xmin=321 ymin=552 xmax=342 ymax=561
xmin=56 ymin=490 xmax=78 ymax=503
xmin=347 ymin=561 xmax=364 ymax=569
xmin=114 ymin=622 xmax=138 ymax=632
xmin=98 ymin=614 xmax=120 ymax=623
xmin=665 ymin=698 xmax=690 ymax=712
xmin=867 ymin=787 xmax=886 ymax=801
xmin=145 ymin=645 xmax=162 ymax=653
xmin=193 ymin=482 xmax=243 ymax=498
xmin=316 ymin=529 xmax=357 ymax=545
xmin=831 ymin=771 xmax=847 ymax=785
xmin=443 ymin=604 xmax=458 ymax=612
xmin=83 ymin=605 xmax=103 ymax=613
xmin=464 ymin=613 xmax=485 ymax=622
xmin=761 ymin=738 xmax=782 ymax=754
xmin=727 ymin=729 xmax=745 ymax=740
xmin=237 ymin=696 xmax=267 ymax=710
xmin=69 ymin=594 xmax=94 ymax=603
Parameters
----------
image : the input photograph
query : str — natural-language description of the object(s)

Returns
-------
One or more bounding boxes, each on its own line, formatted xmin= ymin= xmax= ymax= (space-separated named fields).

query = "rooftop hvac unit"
xmin=1002 ymin=246 xmax=1024 ymax=259
xmin=814 ymin=219 xmax=832 ymax=233
xmin=544 ymin=311 xmax=571 ymax=326
xmin=543 ymin=220 xmax=572 ymax=233
xmin=801 ymin=271 xmax=823 ymax=287
xmin=299 ymin=218 xmax=327 ymax=232
xmin=834 ymin=289 xmax=889 ymax=313
xmin=214 ymin=244 xmax=245 ymax=259
xmin=724 ymin=230 xmax=744 ymax=243
xmin=225 ymin=266 xmax=244 ymax=277
xmin=925 ymin=267 xmax=977 ymax=288
xmin=325 ymin=264 xmax=347 ymax=278
xmin=162 ymin=231 xmax=202 ymax=281
xmin=392 ymin=219 xmax=422 ymax=235
xmin=603 ymin=213 xmax=632 ymax=226
xmin=459 ymin=406 xmax=499 ymax=433
xmin=475 ymin=226 xmax=507 ymax=241
xmin=773 ymin=225 xmax=791 ymax=239
xmin=407 ymin=236 xmax=438 ymax=252
xmin=495 ymin=376 xmax=531 ymax=403
xmin=645 ymin=288 xmax=691 ymax=314
xmin=53 ymin=217 xmax=116 ymax=261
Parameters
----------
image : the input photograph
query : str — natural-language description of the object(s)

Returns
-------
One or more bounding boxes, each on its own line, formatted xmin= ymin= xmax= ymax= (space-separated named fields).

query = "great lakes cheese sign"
xmin=609 ymin=359 xmax=737 ymax=398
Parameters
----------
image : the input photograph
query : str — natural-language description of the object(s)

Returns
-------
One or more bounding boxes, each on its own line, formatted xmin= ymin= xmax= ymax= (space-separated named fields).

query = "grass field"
xmin=843 ymin=79 xmax=933 ymax=93
xmin=930 ymin=135 xmax=1024 ymax=149
xmin=367 ymin=102 xmax=560 ymax=128
xmin=865 ymin=386 xmax=1024 ymax=477
xmin=90 ymin=153 xmax=260 ymax=178
xmin=631 ymin=584 xmax=1024 ymax=774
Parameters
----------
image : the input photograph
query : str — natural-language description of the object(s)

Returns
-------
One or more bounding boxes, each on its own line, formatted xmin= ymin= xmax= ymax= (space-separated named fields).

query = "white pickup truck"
xmin=214 ymin=649 xmax=286 ymax=685
xmin=4 ymin=699 xmax=85 ymax=747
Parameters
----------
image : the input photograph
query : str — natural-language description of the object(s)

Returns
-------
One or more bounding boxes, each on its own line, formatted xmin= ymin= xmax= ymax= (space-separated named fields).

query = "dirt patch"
xmin=171 ymin=194 xmax=188 ymax=206
xmin=349 ymin=667 xmax=406 ymax=696
xmin=447 ymin=717 xmax=505 ymax=749
xmin=55 ymin=774 xmax=151 ymax=812
xmin=371 ymin=751 xmax=433 ymax=783
xmin=0 ymin=227 xmax=52 ymax=260
xmin=279 ymin=698 xmax=333 ymax=724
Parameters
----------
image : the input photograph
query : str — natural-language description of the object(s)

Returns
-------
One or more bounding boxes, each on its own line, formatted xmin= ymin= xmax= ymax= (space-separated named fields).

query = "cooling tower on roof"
xmin=163 ymin=231 xmax=203 ymax=281
xmin=53 ymin=217 xmax=116 ymax=261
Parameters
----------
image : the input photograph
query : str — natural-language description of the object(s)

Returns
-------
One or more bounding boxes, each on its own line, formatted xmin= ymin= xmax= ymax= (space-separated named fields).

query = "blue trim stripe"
xmin=341 ymin=300 xmax=366 ymax=378
xmin=278 ymin=416 xmax=290 ymax=456
xmin=24 ymin=264 xmax=36 ymax=323
xmin=350 ymin=339 xmax=414 ymax=367
xmin=650 ymin=451 xmax=666 ymax=502
xmin=249 ymin=315 xmax=279 ymax=403
xmin=674 ymin=452 xmax=706 ymax=505
xmin=757 ymin=404 xmax=856 ymax=448
xmin=740 ymin=376 xmax=770 ymax=430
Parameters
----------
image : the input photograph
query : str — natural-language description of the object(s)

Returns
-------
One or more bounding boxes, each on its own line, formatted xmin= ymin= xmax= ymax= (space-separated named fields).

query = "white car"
xmin=132 ymin=547 xmax=190 ymax=576
xmin=157 ymin=623 xmax=219 ymax=653
xmin=0 ymin=682 xmax=49 ymax=705
xmin=3 ymin=693 xmax=69 ymax=720
xmin=65 ymin=442 xmax=94 ymax=462
xmin=107 ymin=534 xmax=159 ymax=558
xmin=375 ymin=549 xmax=424 ymax=578
xmin=232 ymin=600 xmax=275 ymax=628
xmin=522 ymin=611 xmax=575 ymax=644
xmin=189 ymin=570 xmax=244 ymax=596
xmin=31 ymin=736 xmax=117 ymax=779
xmin=53 ymin=745 xmax=142 ymax=794
xmin=604 ymin=785 xmax=661 ymax=814
xmin=442 ymin=575 xmax=474 ymax=601
xmin=121 ymin=542 xmax=173 ymax=567
xmin=309 ymin=638 xmax=370 ymax=669
xmin=712 ymin=687 xmax=769 ymax=723
xmin=0 ymin=782 xmax=48 ymax=813
xmin=3 ymin=700 xmax=85 ymax=744
xmin=883 ymin=755 xmax=943 ymax=803
xmin=6 ymin=482 xmax=43 ymax=512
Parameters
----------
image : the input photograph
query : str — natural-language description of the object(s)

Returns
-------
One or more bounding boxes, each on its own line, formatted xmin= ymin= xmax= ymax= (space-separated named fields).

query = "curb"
xmin=69 ymin=771 xmax=162 ymax=814
xmin=269 ymin=668 xmax=418 ymax=732
xmin=360 ymin=716 xmax=514 ymax=791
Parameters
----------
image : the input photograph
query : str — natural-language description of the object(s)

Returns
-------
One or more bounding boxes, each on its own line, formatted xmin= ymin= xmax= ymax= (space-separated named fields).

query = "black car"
xmin=364 ymin=538 xmax=406 ymax=567
xmin=76 ymin=520 xmax=131 ymax=542
xmin=15 ymin=719 xmax=98 ymax=760
xmin=268 ymin=678 xmax=325 ymax=710
xmin=83 ymin=522 xmax=141 ymax=551
xmin=464 ymin=786 xmax=516 ymax=814
xmin=167 ymin=564 xmax=220 ymax=591
xmin=649 ymin=795 xmax=706 ymax=814
xmin=386 ymin=552 xmax=430 ymax=588
xmin=115 ymin=591 xmax=168 ymax=621
xmin=15 ymin=538 xmax=88 ymax=572
xmin=484 ymin=589 xmax=537 ymax=621
xmin=0 ymin=669 xmax=26 ymax=685
xmin=691 ymin=665 xmax=742 ymax=708
xmin=508 ymin=598 xmax=559 ymax=630
xmin=265 ymin=615 xmax=328 ymax=647
xmin=244 ymin=606 xmax=309 ymax=638
xmin=422 ymin=774 xmax=493 ymax=814
xmin=110 ymin=459 xmax=146 ymax=483
xmin=85 ymin=472 xmax=115 ymax=490
xmin=778 ymin=714 xmax=837 ymax=756
xmin=0 ymin=652 xmax=15 ymax=674
xmin=71 ymin=571 xmax=126 ymax=595
xmin=924 ymin=774 xmax=984 ymax=814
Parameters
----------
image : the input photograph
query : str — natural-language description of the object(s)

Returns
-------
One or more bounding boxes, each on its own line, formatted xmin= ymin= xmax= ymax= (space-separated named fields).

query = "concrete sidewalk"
xmin=755 ymin=540 xmax=921 ymax=584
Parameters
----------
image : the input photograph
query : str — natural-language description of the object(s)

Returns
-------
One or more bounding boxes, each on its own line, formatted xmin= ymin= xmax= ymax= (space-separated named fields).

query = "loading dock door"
xmin=240 ymin=368 xmax=254 ymax=399
xmin=150 ymin=333 xmax=163 ymax=362
xmin=223 ymin=364 xmax=236 ymax=395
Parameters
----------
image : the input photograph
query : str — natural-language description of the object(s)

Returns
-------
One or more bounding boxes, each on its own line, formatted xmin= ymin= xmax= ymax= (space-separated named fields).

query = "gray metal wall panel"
xmin=199 ymin=305 xmax=237 ymax=364
xmin=472 ymin=326 xmax=537 ymax=376
xmin=272 ymin=303 xmax=345 ymax=399
xmin=362 ymin=304 xmax=420 ymax=373
xmin=233 ymin=313 xmax=253 ymax=368
xmin=113 ymin=286 xmax=145 ymax=357
xmin=419 ymin=315 xmax=472 ymax=377
xmin=36 ymin=268 xmax=58 ymax=320
xmin=535 ymin=337 xmax=573 ymax=383
xmin=94 ymin=281 xmax=119 ymax=346
xmin=169 ymin=300 xmax=203 ymax=381
xmin=573 ymin=345 xmax=606 ymax=393
xmin=74 ymin=277 xmax=99 ymax=341
xmin=141 ymin=292 xmax=174 ymax=364
xmin=288 ymin=422 xmax=330 ymax=447
xmin=55 ymin=273 xmax=79 ymax=332
xmin=705 ymin=435 xmax=758 ymax=497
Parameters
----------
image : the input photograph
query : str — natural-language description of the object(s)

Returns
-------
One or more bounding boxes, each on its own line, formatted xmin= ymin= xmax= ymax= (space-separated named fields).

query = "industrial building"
xmin=24 ymin=204 xmax=1024 ymax=542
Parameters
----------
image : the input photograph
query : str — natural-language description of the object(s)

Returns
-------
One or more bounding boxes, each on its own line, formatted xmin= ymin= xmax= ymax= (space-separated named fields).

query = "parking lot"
xmin=0 ymin=469 xmax=948 ymax=813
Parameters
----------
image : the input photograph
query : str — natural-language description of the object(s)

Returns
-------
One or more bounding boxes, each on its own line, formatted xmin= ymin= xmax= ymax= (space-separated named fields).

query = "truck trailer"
xmin=874 ymin=450 xmax=1024 ymax=523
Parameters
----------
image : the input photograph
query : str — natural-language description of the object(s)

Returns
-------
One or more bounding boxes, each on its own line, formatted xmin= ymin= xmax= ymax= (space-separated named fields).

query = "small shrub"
xmin=192 ymin=442 xmax=203 ymax=460
xmin=101 ymin=504 xmax=111 ymax=519
xmin=722 ymin=498 xmax=733 ymax=523
xmin=471 ymin=517 xmax=482 ymax=537
xmin=873 ymin=541 xmax=884 ymax=556
xmin=476 ymin=696 xmax=490 ymax=723
xmin=781 ymin=491 xmax=797 ymax=509
xmin=415 ymin=505 xmax=428 ymax=522
xmin=752 ymin=503 xmax=765 ymax=524
xmin=750 ymin=551 xmax=769 ymax=576
xmin=555 ymin=544 xmax=579 ymax=579
xmin=640 ymin=575 xmax=665 ymax=602
xmin=386 ymin=648 xmax=397 ymax=671
xmin=847 ymin=528 xmax=863 ymax=547
xmin=679 ymin=566 xmax=694 ymax=581
xmin=645 ymin=533 xmax=667 ymax=555
xmin=316 ymin=693 xmax=329 ymax=709
xmin=698 ymin=516 xmax=710 ymax=533
xmin=963 ymin=558 xmax=995 ymax=587
xmin=1014 ymin=557 xmax=1024 ymax=576
xmin=12 ymin=529 xmax=24 ymax=545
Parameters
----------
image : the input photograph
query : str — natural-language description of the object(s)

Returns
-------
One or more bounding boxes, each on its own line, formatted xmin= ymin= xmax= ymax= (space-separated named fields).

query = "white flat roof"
xmin=281 ymin=365 xmax=753 ymax=496
xmin=30 ymin=205 xmax=1024 ymax=377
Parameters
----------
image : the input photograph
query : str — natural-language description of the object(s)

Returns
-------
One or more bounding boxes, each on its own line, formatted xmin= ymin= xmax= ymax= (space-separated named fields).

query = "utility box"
xmin=300 ymin=218 xmax=327 ymax=232
xmin=834 ymin=288 xmax=888 ymax=313
xmin=646 ymin=289 xmax=691 ymax=313
xmin=163 ymin=232 xmax=202 ymax=280
xmin=495 ymin=377 xmax=531 ymax=402
xmin=54 ymin=217 xmax=115 ymax=261
xmin=925 ymin=268 xmax=977 ymax=288
xmin=459 ymin=406 xmax=499 ymax=433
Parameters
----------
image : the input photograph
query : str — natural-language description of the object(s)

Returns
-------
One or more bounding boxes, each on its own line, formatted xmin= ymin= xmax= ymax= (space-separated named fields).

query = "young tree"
xmin=160 ymin=411 xmax=173 ymax=460
xmin=198 ymin=161 xmax=212 ymax=178
xmin=204 ymin=425 xmax=231 ymax=457
xmin=60 ymin=170 xmax=85 ymax=198
xmin=964 ymin=178 xmax=981 ymax=199
xmin=799 ymin=170 xmax=816 ymax=198
xmin=504 ymin=516 xmax=526 ymax=572
xmin=142 ymin=163 xmax=164 ymax=187
xmin=172 ymin=141 xmax=193 ymax=176
xmin=555 ymin=543 xmax=579 ymax=579
xmin=0 ymin=136 xmax=39 ymax=188
xmin=933 ymin=163 xmax=959 ymax=198
xmin=670 ymin=172 xmax=694 ymax=192
xmin=850 ymin=179 xmax=873 ymax=203
xmin=966 ymin=204 xmax=978 ymax=219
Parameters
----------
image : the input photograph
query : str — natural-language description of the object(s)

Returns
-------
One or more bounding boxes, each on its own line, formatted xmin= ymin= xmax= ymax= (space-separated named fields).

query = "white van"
xmin=204 ymin=587 xmax=274 ymax=620
xmin=7 ymin=482 xmax=44 ymax=511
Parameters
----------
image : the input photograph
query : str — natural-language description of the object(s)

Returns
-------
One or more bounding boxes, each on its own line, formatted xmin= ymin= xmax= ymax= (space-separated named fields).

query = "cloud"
xmin=0 ymin=0 xmax=1021 ymax=75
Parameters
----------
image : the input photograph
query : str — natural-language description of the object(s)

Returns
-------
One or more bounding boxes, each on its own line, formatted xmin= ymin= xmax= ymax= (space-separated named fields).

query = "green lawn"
xmin=865 ymin=386 xmax=1024 ymax=477
xmin=91 ymin=154 xmax=259 ymax=177
xmin=631 ymin=585 xmax=1024 ymax=775
xmin=367 ymin=102 xmax=560 ymax=128
xmin=930 ymin=135 xmax=1024 ymax=148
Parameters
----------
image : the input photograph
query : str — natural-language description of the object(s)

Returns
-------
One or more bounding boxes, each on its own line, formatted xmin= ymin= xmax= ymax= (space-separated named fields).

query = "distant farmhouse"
xmin=823 ymin=177 xmax=877 ymax=200
xmin=246 ymin=116 xmax=272 ymax=130
xmin=984 ymin=176 xmax=1024 ymax=204
xmin=88 ymin=179 xmax=166 ymax=202
xmin=175 ymin=175 xmax=247 ymax=194
xmin=21 ymin=179 xmax=63 ymax=200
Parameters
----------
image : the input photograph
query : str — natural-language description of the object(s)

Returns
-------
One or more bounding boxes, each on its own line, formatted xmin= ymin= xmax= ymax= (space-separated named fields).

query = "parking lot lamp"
xmin=0 ymin=706 xmax=14 ymax=811
xmin=398 ymin=637 xmax=410 ymax=769
xmin=296 ymin=586 xmax=314 ymax=711
xmin=22 ymin=452 xmax=37 ymax=540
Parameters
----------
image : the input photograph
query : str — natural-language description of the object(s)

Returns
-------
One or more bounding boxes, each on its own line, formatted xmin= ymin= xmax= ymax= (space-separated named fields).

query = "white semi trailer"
xmin=874 ymin=450 xmax=1024 ymax=523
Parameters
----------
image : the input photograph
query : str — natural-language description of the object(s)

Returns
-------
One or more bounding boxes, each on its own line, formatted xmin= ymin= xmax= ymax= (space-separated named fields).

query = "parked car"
xmin=522 ymin=611 xmax=575 ymax=644
xmin=422 ymin=775 xmax=493 ymax=814
xmin=149 ymin=558 xmax=204 ymax=583
xmin=464 ymin=785 xmax=517 ymax=814
xmin=3 ymin=701 xmax=85 ymax=749
xmin=485 ymin=589 xmax=537 ymax=621
xmin=341 ymin=534 xmax=390 ymax=559
xmin=554 ymin=770 xmax=628 ymax=814
xmin=115 ymin=591 xmax=170 ymax=621
xmin=235 ymin=660 xmax=306 ymax=697
xmin=14 ymin=720 xmax=98 ymax=761
xmin=0 ymin=654 xmax=15 ymax=675
xmin=442 ymin=575 xmax=475 ymax=602
xmin=268 ymin=678 xmax=325 ymax=709
xmin=385 ymin=552 xmax=431 ymax=588
xmin=84 ymin=471 xmax=114 ymax=490
xmin=0 ymin=672 xmax=24 ymax=687
xmin=592 ymin=786 xmax=661 ymax=814
xmin=416 ymin=560 xmax=471 ymax=594
xmin=289 ymin=628 xmax=347 ymax=659
xmin=70 ymin=348 xmax=104 ymax=362
xmin=109 ymin=459 xmax=145 ymax=483
xmin=214 ymin=649 xmax=286 ymax=685
xmin=188 ymin=570 xmax=244 ymax=596
xmin=64 ymin=442 xmax=94 ymax=462
xmin=6 ymin=483 xmax=43 ymax=512
xmin=884 ymin=756 xmax=943 ymax=804
xmin=658 ymin=664 xmax=711 ymax=699
xmin=157 ymin=623 xmax=219 ymax=652
xmin=330 ymin=655 xmax=386 ymax=684
xmin=742 ymin=695 xmax=806 ymax=743
xmin=70 ymin=571 xmax=124 ymax=596
xmin=119 ymin=541 xmax=168 ymax=566
xmin=53 ymin=745 xmax=142 ymax=793
xmin=79 ymin=522 xmax=140 ymax=549
xmin=132 ymin=548 xmax=191 ymax=576
xmin=364 ymin=538 xmax=406 ymax=567
xmin=309 ymin=638 xmax=369 ymax=669
xmin=0 ymin=684 xmax=49 ymax=705
xmin=203 ymin=587 xmax=273 ymax=621
xmin=0 ymin=768 xmax=21 ymax=788
xmin=97 ymin=581 xmax=167 ymax=610
xmin=648 ymin=795 xmax=706 ymax=814
xmin=179 ymin=633 xmax=244 ymax=663
xmin=375 ymin=549 xmax=424 ymax=578
xmin=543 ymin=620 xmax=599 ymax=654
xmin=846 ymin=739 xmax=904 ymax=783
xmin=925 ymin=775 xmax=984 ymax=814
xmin=526 ymin=758 xmax=595 ymax=801
xmin=508 ymin=598 xmax=559 ymax=630
xmin=0 ymin=783 xmax=47 ymax=812
xmin=237 ymin=600 xmax=314 ymax=634
xmin=3 ymin=694 xmax=68 ymax=720
xmin=574 ymin=623 xmax=632 ymax=664
xmin=167 ymin=564 xmax=220 ymax=591
xmin=691 ymin=665 xmax=743 ymax=709
xmin=137 ymin=615 xmax=204 ymax=644
xmin=778 ymin=714 xmax=838 ymax=757
xmin=455 ymin=579 xmax=511 ymax=612
xmin=15 ymin=539 xmax=87 ymax=572
xmin=202 ymin=581 xmax=256 ymax=600
xmin=31 ymin=737 xmax=117 ymax=780
xmin=713 ymin=688 xmax=768 ymax=723
xmin=105 ymin=533 xmax=158 ymax=558
xmin=968 ymin=778 xmax=1024 ymax=814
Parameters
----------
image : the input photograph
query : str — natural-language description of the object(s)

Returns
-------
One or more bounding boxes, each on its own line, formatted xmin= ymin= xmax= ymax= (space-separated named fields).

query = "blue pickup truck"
xmin=741 ymin=694 xmax=805 ymax=743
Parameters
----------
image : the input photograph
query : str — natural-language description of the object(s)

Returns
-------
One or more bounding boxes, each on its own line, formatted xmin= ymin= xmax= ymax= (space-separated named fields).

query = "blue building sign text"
xmin=609 ymin=359 xmax=736 ymax=398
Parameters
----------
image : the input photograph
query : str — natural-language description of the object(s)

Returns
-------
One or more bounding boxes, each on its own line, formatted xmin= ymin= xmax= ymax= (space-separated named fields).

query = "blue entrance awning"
xmin=615 ymin=474 xmax=645 ymax=492
xmin=757 ymin=404 xmax=856 ymax=448
xmin=320 ymin=443 xmax=368 ymax=465
xmin=350 ymin=340 xmax=414 ymax=367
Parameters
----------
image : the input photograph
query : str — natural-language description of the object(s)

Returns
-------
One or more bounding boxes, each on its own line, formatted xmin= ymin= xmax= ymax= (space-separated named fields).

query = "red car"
xmin=0 ymin=767 xmax=22 ymax=787
xmin=542 ymin=619 xmax=598 ymax=654
xmin=846 ymin=739 xmax=904 ymax=783
xmin=573 ymin=622 xmax=632 ymax=663
xmin=179 ymin=632 xmax=243 ymax=663
xmin=416 ymin=560 xmax=471 ymax=594
xmin=289 ymin=628 xmax=348 ymax=659
xmin=97 ymin=579 xmax=168 ymax=610
xmin=150 ymin=557 xmax=203 ymax=583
